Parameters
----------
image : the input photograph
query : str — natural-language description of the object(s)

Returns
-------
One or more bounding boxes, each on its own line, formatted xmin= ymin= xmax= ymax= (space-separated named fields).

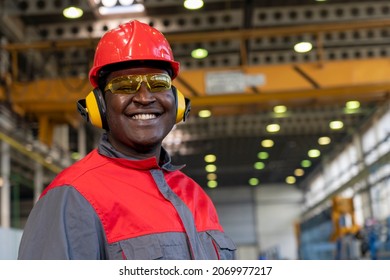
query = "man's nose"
xmin=133 ymin=83 xmax=156 ymax=104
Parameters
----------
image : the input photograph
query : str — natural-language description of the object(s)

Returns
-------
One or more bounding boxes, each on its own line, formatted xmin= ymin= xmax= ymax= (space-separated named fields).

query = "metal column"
xmin=78 ymin=123 xmax=86 ymax=158
xmin=34 ymin=161 xmax=43 ymax=204
xmin=1 ymin=140 xmax=11 ymax=228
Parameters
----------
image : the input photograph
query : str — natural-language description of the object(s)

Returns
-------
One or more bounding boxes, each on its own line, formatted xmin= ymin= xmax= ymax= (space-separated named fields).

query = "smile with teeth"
xmin=131 ymin=113 xmax=158 ymax=120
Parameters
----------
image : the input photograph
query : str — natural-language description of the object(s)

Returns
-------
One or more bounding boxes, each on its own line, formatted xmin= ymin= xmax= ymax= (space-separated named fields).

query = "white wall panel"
xmin=0 ymin=227 xmax=22 ymax=259
xmin=255 ymin=185 xmax=303 ymax=260
xmin=206 ymin=187 xmax=257 ymax=247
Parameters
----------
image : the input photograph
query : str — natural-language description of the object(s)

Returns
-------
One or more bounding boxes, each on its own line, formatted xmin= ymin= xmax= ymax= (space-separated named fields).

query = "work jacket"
xmin=18 ymin=134 xmax=236 ymax=260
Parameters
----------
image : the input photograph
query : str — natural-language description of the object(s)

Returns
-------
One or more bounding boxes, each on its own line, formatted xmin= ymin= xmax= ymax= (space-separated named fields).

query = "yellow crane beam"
xmin=7 ymin=58 xmax=389 ymax=108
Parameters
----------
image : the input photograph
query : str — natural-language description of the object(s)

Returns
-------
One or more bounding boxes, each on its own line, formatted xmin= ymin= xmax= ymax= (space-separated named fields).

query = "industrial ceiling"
xmin=0 ymin=0 xmax=389 ymax=191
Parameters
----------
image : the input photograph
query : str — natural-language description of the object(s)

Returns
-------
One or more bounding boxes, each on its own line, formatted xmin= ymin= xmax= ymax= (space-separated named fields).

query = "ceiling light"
xmin=249 ymin=178 xmax=259 ymax=186
xmin=204 ymin=154 xmax=216 ymax=163
xmin=191 ymin=48 xmax=208 ymax=59
xmin=318 ymin=136 xmax=331 ymax=145
xmin=273 ymin=105 xmax=287 ymax=114
xmin=205 ymin=164 xmax=217 ymax=173
xmin=45 ymin=156 xmax=53 ymax=164
xmin=98 ymin=3 xmax=144 ymax=14
xmin=266 ymin=124 xmax=280 ymax=133
xmin=294 ymin=42 xmax=313 ymax=53
xmin=329 ymin=120 xmax=344 ymax=130
xmin=308 ymin=149 xmax=321 ymax=158
xmin=261 ymin=139 xmax=274 ymax=148
xmin=208 ymin=180 xmax=218 ymax=188
xmin=254 ymin=162 xmax=265 ymax=170
xmin=102 ymin=0 xmax=117 ymax=7
xmin=286 ymin=176 xmax=296 ymax=184
xmin=71 ymin=152 xmax=81 ymax=160
xmin=301 ymin=160 xmax=312 ymax=168
xmin=207 ymin=173 xmax=217 ymax=180
xmin=346 ymin=100 xmax=360 ymax=110
xmin=257 ymin=151 xmax=269 ymax=160
xmin=119 ymin=0 xmax=134 ymax=5
xmin=294 ymin=168 xmax=305 ymax=176
xmin=184 ymin=0 xmax=204 ymax=10
xmin=25 ymin=143 xmax=33 ymax=151
xmin=198 ymin=109 xmax=211 ymax=118
xmin=63 ymin=6 xmax=84 ymax=19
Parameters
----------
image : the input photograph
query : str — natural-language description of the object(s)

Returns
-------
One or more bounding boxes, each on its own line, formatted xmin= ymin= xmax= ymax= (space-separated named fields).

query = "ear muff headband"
xmin=78 ymin=86 xmax=189 ymax=128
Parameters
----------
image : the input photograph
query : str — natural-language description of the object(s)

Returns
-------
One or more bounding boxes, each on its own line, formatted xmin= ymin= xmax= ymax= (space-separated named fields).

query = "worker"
xmin=18 ymin=20 xmax=236 ymax=260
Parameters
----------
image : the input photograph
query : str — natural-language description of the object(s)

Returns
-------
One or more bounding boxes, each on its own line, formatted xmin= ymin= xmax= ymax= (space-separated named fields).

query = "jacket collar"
xmin=97 ymin=133 xmax=184 ymax=171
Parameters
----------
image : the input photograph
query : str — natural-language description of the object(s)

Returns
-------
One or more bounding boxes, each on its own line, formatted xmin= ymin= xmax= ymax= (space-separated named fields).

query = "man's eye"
xmin=150 ymin=81 xmax=170 ymax=88
xmin=116 ymin=86 xmax=136 ymax=93
xmin=152 ymin=83 xmax=167 ymax=88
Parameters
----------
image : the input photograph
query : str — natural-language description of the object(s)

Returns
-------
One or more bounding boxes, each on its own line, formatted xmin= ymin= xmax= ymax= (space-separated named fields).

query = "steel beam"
xmin=3 ymin=17 xmax=390 ymax=50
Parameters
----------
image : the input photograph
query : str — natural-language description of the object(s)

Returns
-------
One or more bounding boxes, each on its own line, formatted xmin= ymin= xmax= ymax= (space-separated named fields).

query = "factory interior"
xmin=0 ymin=0 xmax=389 ymax=260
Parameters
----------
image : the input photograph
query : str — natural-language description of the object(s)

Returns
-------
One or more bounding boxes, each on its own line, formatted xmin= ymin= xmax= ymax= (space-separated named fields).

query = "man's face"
xmin=104 ymin=67 xmax=176 ymax=158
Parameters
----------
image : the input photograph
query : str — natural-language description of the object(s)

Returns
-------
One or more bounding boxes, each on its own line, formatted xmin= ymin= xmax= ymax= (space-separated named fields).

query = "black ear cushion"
xmin=183 ymin=97 xmax=191 ymax=122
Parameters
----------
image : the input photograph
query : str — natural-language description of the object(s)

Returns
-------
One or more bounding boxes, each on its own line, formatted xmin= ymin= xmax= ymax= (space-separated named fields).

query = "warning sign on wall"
xmin=205 ymin=71 xmax=266 ymax=95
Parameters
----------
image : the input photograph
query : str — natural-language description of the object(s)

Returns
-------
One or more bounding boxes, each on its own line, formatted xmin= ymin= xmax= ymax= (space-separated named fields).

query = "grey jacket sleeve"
xmin=18 ymin=186 xmax=107 ymax=260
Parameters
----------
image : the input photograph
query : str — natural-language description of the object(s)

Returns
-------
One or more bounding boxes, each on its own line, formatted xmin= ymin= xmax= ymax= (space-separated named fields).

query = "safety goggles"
xmin=104 ymin=73 xmax=171 ymax=94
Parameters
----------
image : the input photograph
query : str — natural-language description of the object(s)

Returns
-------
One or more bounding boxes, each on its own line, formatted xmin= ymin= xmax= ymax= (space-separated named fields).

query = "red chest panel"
xmin=42 ymin=150 xmax=223 ymax=243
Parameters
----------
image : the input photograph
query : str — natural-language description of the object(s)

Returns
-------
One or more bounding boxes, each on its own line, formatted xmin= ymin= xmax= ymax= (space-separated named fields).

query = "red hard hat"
xmin=89 ymin=20 xmax=180 ymax=87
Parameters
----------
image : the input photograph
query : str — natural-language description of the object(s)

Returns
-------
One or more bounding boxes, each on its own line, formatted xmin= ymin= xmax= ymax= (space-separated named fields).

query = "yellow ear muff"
xmin=175 ymin=88 xmax=186 ymax=123
xmin=82 ymin=88 xmax=108 ymax=129
xmin=85 ymin=91 xmax=103 ymax=128
xmin=173 ymin=87 xmax=191 ymax=123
